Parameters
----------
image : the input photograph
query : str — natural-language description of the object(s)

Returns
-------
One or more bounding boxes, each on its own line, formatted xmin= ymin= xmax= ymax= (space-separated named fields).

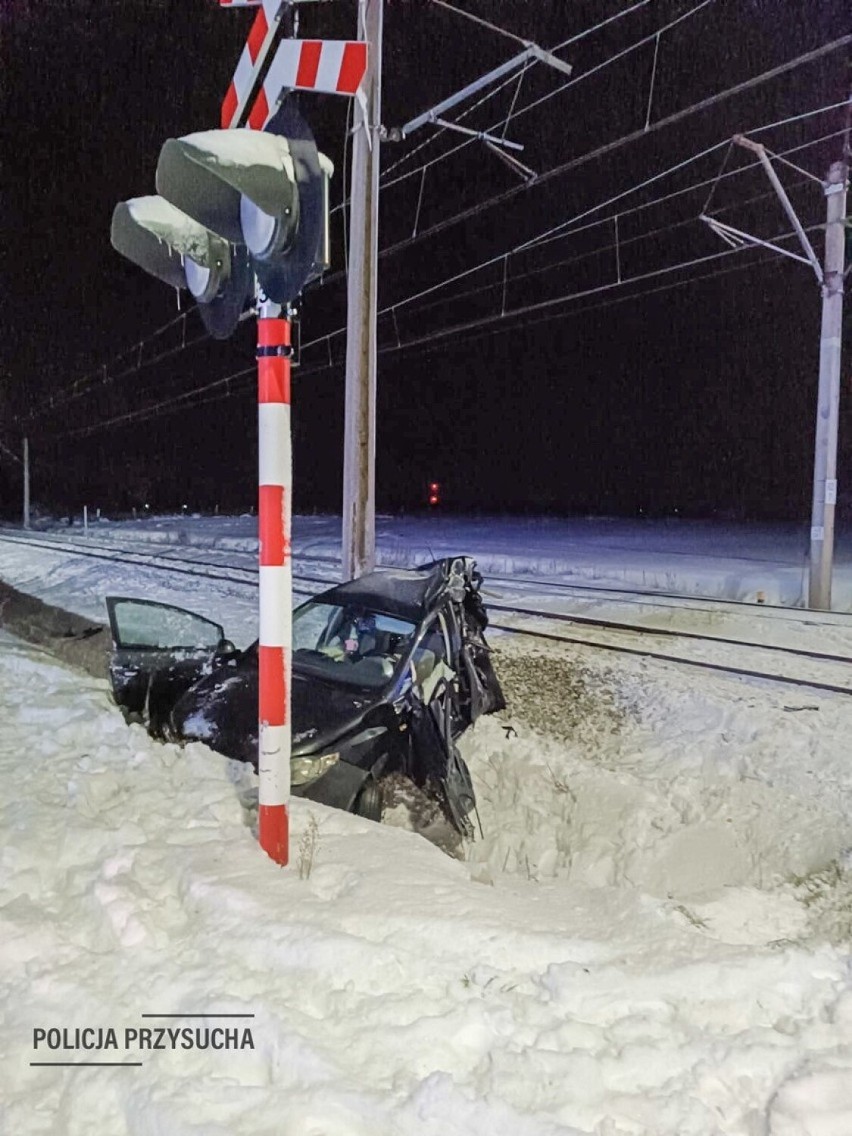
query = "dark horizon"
xmin=2 ymin=0 xmax=850 ymax=524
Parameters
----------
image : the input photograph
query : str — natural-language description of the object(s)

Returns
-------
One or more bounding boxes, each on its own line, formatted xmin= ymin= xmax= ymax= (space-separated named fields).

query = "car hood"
xmin=169 ymin=655 xmax=379 ymax=764
xmin=290 ymin=670 xmax=376 ymax=755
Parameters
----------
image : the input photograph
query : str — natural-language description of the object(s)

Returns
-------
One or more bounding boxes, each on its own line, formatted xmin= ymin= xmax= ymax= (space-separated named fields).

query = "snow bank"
xmin=3 ymin=631 xmax=852 ymax=1135
xmin=42 ymin=513 xmax=850 ymax=610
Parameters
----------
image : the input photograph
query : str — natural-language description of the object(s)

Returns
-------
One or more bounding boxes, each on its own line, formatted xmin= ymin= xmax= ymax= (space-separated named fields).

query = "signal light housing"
xmin=111 ymin=103 xmax=332 ymax=336
xmin=110 ymin=196 xmax=251 ymax=339
xmin=155 ymin=102 xmax=333 ymax=307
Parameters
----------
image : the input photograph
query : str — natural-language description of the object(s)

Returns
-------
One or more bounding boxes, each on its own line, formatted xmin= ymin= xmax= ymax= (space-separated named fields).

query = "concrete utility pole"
xmin=705 ymin=133 xmax=849 ymax=610
xmin=342 ymin=0 xmax=383 ymax=580
xmin=808 ymin=160 xmax=848 ymax=609
xmin=23 ymin=437 xmax=30 ymax=530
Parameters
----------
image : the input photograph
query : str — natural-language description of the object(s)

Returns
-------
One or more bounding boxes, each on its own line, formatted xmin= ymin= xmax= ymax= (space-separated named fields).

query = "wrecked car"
xmin=105 ymin=558 xmax=505 ymax=836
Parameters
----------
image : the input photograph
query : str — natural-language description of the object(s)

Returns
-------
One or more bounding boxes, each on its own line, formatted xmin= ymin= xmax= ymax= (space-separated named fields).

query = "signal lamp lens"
xmin=240 ymin=195 xmax=281 ymax=260
xmin=184 ymin=258 xmax=215 ymax=302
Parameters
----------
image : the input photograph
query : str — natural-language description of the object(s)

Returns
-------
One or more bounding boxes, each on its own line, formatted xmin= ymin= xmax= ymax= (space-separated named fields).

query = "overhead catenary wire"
xmin=428 ymin=0 xmax=532 ymax=48
xmin=50 ymin=243 xmax=784 ymax=442
xmin=354 ymin=103 xmax=850 ymax=331
xmin=24 ymin=310 xmax=196 ymax=418
xmin=368 ymin=35 xmax=852 ymax=266
xmin=321 ymin=123 xmax=845 ymax=346
xmin=57 ymin=213 xmax=829 ymax=441
xmin=31 ymin=4 xmax=827 ymax=423
xmin=34 ymin=31 xmax=849 ymax=438
xmin=0 ymin=439 xmax=24 ymax=466
xmin=377 ymin=176 xmax=814 ymax=327
xmin=35 ymin=113 xmax=843 ymax=430
xmin=379 ymin=0 xmax=718 ymax=197
xmin=355 ymin=0 xmax=716 ymax=207
xmin=324 ymin=26 xmax=845 ymax=302
xmin=295 ymin=118 xmax=852 ymax=365
xmin=378 ymin=0 xmax=659 ymax=184
xmin=519 ymin=98 xmax=851 ymax=255
xmin=372 ymin=250 xmax=780 ymax=365
xmin=25 ymin=3 xmax=701 ymax=425
xmin=115 ymin=115 xmax=841 ymax=420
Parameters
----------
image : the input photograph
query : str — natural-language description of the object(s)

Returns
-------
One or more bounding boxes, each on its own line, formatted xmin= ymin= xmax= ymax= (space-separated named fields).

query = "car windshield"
xmin=291 ymin=601 xmax=417 ymax=690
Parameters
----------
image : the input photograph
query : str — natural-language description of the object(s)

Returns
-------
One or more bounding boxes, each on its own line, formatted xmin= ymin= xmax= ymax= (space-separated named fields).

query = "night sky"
xmin=2 ymin=0 xmax=850 ymax=521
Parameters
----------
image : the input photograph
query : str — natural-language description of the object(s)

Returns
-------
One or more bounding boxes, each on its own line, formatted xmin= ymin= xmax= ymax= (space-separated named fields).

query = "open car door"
xmin=105 ymin=597 xmax=227 ymax=735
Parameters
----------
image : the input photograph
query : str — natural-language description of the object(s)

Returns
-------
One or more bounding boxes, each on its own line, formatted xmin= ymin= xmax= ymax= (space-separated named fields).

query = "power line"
xmin=51 ymin=243 xmax=785 ymax=441
xmin=23 ymin=308 xmax=212 ymax=422
xmin=386 ymin=176 xmax=814 ymax=326
xmin=366 ymin=33 xmax=852 ymax=266
xmin=301 ymin=116 xmax=845 ymax=363
xmin=60 ymin=116 xmax=838 ymax=437
xmin=378 ymin=251 xmax=781 ymax=364
xmin=0 ymin=438 xmax=24 ymax=467
xmin=38 ymin=31 xmax=848 ymax=440
xmin=50 ymin=361 xmax=256 ymax=442
xmin=97 ymin=107 xmax=841 ymax=433
xmin=428 ymin=0 xmax=532 ymax=48
xmin=52 ymin=211 xmax=825 ymax=442
xmin=360 ymin=102 xmax=848 ymax=331
xmin=381 ymin=0 xmax=716 ymax=203
xmin=378 ymin=0 xmax=659 ymax=185
xmin=42 ymin=4 xmax=820 ymax=425
xmin=519 ymin=99 xmax=850 ymax=255
xmin=42 ymin=256 xmax=756 ymax=437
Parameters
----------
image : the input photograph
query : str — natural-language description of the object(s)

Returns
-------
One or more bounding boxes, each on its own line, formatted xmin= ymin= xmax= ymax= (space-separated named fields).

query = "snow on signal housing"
xmin=155 ymin=102 xmax=334 ymax=310
xmin=110 ymin=195 xmax=252 ymax=340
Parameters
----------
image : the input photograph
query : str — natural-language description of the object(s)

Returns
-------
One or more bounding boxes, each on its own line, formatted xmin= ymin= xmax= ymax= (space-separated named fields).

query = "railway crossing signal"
xmin=111 ymin=103 xmax=333 ymax=336
xmin=110 ymin=0 xmax=369 ymax=866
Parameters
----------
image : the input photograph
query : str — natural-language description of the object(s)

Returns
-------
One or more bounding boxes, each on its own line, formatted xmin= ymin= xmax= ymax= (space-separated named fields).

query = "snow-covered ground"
xmin=2 ymin=515 xmax=852 ymax=1135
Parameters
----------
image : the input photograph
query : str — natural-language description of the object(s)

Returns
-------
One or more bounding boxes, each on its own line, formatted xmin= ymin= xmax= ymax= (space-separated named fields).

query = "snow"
xmin=183 ymin=128 xmax=298 ymax=181
xmin=2 ymin=514 xmax=852 ymax=1134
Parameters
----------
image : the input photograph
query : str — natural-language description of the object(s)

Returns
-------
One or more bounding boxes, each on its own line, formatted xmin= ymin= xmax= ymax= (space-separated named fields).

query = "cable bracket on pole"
xmin=732 ymin=133 xmax=824 ymax=283
xmin=699 ymin=214 xmax=816 ymax=268
xmin=432 ymin=116 xmax=524 ymax=152
xmin=483 ymin=140 xmax=537 ymax=182
xmin=400 ymin=44 xmax=571 ymax=139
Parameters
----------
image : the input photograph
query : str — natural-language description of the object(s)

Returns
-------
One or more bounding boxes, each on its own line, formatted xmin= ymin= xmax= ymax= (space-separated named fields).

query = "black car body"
xmin=105 ymin=558 xmax=504 ymax=835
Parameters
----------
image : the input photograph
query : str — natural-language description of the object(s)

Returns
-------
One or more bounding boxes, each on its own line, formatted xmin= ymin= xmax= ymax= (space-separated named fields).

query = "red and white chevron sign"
xmin=264 ymin=38 xmax=368 ymax=99
xmin=221 ymin=0 xmax=284 ymax=129
xmin=221 ymin=2 xmax=368 ymax=129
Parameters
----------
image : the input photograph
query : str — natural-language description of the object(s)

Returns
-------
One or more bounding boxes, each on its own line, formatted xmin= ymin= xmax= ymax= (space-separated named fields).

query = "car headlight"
xmin=291 ymin=751 xmax=340 ymax=786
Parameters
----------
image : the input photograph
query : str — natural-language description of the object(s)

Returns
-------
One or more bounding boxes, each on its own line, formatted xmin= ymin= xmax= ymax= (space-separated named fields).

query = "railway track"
xmin=3 ymin=529 xmax=852 ymax=697
xmin=0 ymin=529 xmax=333 ymax=591
xmin=484 ymin=573 xmax=852 ymax=629
xmin=489 ymin=615 xmax=852 ymax=698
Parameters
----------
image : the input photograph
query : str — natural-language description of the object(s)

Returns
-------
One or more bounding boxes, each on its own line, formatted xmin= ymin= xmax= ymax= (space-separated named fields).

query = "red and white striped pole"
xmin=257 ymin=296 xmax=291 ymax=865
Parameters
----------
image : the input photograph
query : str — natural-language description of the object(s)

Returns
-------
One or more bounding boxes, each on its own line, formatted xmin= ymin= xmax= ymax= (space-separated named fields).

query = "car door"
xmin=451 ymin=579 xmax=506 ymax=725
xmin=105 ymin=597 xmax=226 ymax=734
xmin=407 ymin=615 xmax=477 ymax=838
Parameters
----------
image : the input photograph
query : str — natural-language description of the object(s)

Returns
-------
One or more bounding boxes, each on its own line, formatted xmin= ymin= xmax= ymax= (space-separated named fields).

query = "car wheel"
xmin=353 ymin=777 xmax=384 ymax=823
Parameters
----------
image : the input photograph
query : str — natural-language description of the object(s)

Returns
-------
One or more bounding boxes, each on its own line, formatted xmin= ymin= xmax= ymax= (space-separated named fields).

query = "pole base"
xmin=259 ymin=803 xmax=289 ymax=866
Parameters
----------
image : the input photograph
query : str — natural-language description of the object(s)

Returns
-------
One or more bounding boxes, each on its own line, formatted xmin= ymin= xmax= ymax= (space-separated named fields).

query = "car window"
xmin=292 ymin=601 xmax=416 ymax=689
xmin=109 ymin=599 xmax=223 ymax=650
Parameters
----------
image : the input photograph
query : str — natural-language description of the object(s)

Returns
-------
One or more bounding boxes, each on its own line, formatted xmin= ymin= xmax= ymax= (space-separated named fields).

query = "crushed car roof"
xmin=310 ymin=560 xmax=465 ymax=622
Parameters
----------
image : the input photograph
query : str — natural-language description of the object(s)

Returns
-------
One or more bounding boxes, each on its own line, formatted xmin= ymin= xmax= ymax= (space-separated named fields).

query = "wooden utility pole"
xmin=23 ymin=437 xmax=30 ymax=530
xmin=341 ymin=0 xmax=382 ymax=580
xmin=808 ymin=159 xmax=848 ymax=609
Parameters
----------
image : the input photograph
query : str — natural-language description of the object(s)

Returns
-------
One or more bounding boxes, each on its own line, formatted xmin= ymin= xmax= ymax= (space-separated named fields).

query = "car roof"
xmin=310 ymin=561 xmax=454 ymax=623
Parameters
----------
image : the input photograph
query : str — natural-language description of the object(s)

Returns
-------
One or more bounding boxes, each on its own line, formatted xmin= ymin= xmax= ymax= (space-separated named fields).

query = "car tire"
xmin=353 ymin=777 xmax=384 ymax=823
